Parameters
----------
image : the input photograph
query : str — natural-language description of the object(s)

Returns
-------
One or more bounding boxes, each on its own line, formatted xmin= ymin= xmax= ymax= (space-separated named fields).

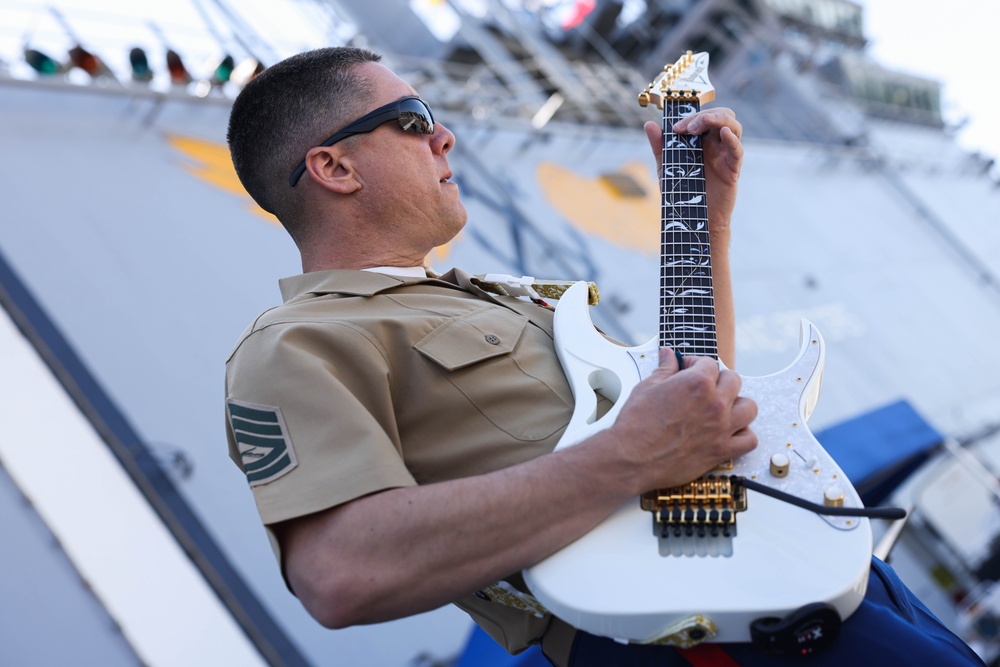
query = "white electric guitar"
xmin=522 ymin=52 xmax=874 ymax=647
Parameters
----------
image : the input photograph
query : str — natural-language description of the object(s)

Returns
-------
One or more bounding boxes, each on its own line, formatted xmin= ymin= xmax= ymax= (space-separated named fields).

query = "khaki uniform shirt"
xmin=225 ymin=268 xmax=579 ymax=656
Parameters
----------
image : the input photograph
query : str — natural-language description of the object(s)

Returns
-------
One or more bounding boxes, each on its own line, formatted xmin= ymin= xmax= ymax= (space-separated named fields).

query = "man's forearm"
xmin=281 ymin=428 xmax=641 ymax=628
xmin=710 ymin=225 xmax=736 ymax=368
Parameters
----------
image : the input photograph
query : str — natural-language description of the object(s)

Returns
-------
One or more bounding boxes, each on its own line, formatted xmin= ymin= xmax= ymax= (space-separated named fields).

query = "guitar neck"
xmin=659 ymin=98 xmax=718 ymax=359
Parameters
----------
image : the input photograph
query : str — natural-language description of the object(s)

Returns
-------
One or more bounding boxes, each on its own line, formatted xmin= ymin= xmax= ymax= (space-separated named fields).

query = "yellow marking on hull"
xmin=536 ymin=160 xmax=660 ymax=253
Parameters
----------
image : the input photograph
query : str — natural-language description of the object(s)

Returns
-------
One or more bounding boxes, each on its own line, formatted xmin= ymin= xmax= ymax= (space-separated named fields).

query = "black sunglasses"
xmin=288 ymin=96 xmax=435 ymax=187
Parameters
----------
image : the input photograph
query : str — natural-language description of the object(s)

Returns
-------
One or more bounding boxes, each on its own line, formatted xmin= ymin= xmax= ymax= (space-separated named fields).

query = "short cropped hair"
xmin=227 ymin=47 xmax=382 ymax=240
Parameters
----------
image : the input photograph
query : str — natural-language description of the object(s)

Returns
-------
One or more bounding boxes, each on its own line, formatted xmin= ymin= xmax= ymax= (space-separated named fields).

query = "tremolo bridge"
xmin=641 ymin=474 xmax=747 ymax=557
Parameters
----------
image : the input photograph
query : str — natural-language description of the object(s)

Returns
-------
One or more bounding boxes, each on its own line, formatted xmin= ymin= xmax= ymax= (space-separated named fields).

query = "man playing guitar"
xmin=224 ymin=46 xmax=984 ymax=666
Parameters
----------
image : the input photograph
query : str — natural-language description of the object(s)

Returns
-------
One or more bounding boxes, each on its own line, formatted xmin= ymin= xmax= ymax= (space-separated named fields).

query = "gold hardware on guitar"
xmin=637 ymin=614 xmax=718 ymax=648
xmin=641 ymin=475 xmax=748 ymax=539
xmin=638 ymin=50 xmax=715 ymax=109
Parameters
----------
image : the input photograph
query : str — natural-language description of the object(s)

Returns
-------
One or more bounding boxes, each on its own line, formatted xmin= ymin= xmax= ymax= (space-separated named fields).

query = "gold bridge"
xmin=641 ymin=475 xmax=747 ymax=539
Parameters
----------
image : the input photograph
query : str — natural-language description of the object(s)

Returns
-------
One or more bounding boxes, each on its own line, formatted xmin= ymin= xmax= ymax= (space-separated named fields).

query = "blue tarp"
xmin=815 ymin=398 xmax=943 ymax=504
xmin=455 ymin=626 xmax=549 ymax=667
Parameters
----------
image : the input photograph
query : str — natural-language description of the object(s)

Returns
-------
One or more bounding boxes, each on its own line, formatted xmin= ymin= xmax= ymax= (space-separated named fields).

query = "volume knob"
xmin=769 ymin=453 xmax=790 ymax=478
xmin=824 ymin=486 xmax=845 ymax=507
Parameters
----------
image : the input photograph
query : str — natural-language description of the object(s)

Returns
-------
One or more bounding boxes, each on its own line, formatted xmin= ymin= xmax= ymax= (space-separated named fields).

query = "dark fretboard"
xmin=659 ymin=98 xmax=717 ymax=359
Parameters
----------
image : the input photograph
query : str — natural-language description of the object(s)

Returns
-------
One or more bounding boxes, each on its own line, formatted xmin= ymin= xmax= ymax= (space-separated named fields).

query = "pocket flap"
xmin=414 ymin=307 xmax=528 ymax=371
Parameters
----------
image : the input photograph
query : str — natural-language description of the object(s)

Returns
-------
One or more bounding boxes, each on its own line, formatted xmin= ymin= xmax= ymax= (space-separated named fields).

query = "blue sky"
xmin=864 ymin=0 xmax=1000 ymax=165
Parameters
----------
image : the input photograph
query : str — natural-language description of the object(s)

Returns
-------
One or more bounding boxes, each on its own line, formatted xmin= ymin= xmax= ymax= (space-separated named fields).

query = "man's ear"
xmin=304 ymin=146 xmax=361 ymax=194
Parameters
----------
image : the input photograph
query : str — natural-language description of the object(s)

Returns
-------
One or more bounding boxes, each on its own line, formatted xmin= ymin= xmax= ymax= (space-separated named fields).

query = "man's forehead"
xmin=357 ymin=61 xmax=419 ymax=102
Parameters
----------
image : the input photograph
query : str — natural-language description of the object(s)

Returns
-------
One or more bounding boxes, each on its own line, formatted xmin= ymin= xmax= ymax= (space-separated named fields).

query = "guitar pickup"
xmin=641 ymin=475 xmax=748 ymax=540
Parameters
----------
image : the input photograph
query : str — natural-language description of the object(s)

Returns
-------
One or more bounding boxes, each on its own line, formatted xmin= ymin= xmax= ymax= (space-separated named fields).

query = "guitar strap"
xmin=680 ymin=644 xmax=741 ymax=667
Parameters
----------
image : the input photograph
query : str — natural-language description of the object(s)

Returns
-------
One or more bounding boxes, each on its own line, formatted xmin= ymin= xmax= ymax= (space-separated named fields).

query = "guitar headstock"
xmin=638 ymin=51 xmax=715 ymax=109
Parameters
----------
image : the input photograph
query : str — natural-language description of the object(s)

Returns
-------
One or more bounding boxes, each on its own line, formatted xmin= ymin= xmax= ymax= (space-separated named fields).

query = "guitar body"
xmin=522 ymin=282 xmax=871 ymax=643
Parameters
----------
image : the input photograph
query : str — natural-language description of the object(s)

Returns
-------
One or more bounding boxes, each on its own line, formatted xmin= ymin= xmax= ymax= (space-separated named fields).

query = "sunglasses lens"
xmin=397 ymin=100 xmax=433 ymax=135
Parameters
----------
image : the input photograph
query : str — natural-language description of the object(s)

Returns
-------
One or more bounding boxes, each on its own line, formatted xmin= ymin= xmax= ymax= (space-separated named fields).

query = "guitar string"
xmin=668 ymin=99 xmax=701 ymax=356
xmin=662 ymin=97 xmax=716 ymax=358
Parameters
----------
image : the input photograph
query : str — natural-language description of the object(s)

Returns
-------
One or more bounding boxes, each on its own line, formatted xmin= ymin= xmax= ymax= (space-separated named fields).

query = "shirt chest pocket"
xmin=413 ymin=306 xmax=571 ymax=441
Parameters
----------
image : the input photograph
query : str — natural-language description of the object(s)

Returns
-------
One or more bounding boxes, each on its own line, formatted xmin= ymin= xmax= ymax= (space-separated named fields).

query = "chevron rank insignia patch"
xmin=227 ymin=400 xmax=297 ymax=486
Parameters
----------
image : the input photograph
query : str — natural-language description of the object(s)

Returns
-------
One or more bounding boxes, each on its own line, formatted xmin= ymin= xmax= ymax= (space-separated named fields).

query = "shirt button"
xmin=485 ymin=334 xmax=501 ymax=345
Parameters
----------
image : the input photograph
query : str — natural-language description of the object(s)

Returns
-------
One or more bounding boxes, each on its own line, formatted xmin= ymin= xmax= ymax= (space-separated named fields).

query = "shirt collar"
xmin=278 ymin=268 xmax=439 ymax=303
xmin=362 ymin=265 xmax=429 ymax=278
